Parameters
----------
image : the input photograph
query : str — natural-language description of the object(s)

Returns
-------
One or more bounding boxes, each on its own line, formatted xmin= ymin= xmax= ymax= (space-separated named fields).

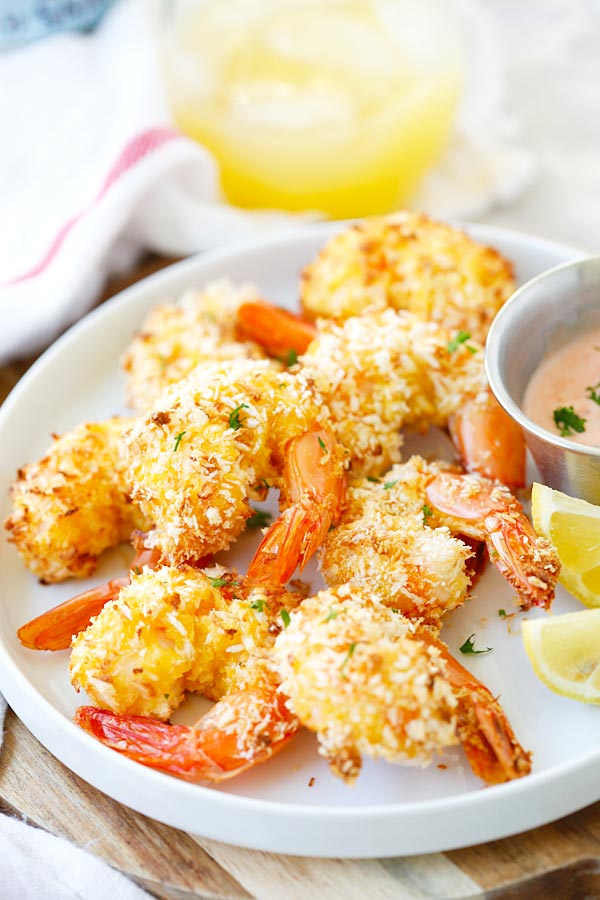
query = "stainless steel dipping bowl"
xmin=485 ymin=255 xmax=600 ymax=503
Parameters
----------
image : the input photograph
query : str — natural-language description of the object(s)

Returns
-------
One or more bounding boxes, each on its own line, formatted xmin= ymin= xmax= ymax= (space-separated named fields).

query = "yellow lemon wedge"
xmin=531 ymin=482 xmax=600 ymax=608
xmin=522 ymin=610 xmax=600 ymax=703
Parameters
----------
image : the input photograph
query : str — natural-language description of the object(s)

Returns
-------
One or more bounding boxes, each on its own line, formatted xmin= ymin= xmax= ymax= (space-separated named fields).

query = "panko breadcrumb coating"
xmin=300 ymin=309 xmax=486 ymax=477
xmin=121 ymin=279 xmax=272 ymax=412
xmin=275 ymin=587 xmax=458 ymax=782
xmin=320 ymin=457 xmax=471 ymax=624
xmin=125 ymin=359 xmax=340 ymax=565
xmin=70 ymin=565 xmax=300 ymax=720
xmin=4 ymin=418 xmax=147 ymax=583
xmin=300 ymin=212 xmax=515 ymax=343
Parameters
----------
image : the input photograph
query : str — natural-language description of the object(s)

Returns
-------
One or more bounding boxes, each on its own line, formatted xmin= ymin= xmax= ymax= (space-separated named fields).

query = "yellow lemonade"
xmin=162 ymin=0 xmax=462 ymax=217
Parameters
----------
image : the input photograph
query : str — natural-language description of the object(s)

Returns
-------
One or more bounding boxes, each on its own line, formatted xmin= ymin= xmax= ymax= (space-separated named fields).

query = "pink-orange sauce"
xmin=523 ymin=326 xmax=600 ymax=446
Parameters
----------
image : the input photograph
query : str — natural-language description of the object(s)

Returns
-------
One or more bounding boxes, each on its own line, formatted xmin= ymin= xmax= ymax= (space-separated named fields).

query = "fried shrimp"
xmin=238 ymin=303 xmax=525 ymax=486
xmin=4 ymin=418 xmax=148 ymax=583
xmin=71 ymin=565 xmax=300 ymax=783
xmin=121 ymin=279 xmax=271 ymax=412
xmin=275 ymin=587 xmax=531 ymax=785
xmin=320 ymin=457 xmax=559 ymax=616
xmin=299 ymin=212 xmax=515 ymax=343
xmin=69 ymin=564 xmax=299 ymax=719
xmin=125 ymin=359 xmax=346 ymax=571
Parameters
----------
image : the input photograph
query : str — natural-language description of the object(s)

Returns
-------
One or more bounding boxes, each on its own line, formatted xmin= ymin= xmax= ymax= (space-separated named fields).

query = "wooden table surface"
xmin=2 ymin=258 xmax=600 ymax=900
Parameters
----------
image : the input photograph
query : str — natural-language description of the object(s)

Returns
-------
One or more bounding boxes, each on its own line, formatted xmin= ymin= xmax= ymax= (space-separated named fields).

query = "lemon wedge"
xmin=522 ymin=610 xmax=600 ymax=702
xmin=531 ymin=482 xmax=600 ymax=608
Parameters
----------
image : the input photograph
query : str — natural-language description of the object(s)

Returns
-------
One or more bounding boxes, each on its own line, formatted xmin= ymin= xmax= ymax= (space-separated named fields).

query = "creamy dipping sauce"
xmin=523 ymin=325 xmax=600 ymax=447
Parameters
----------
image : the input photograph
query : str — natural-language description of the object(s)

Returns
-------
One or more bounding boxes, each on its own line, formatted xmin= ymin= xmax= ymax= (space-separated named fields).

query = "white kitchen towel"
xmin=0 ymin=810 xmax=152 ymax=900
xmin=0 ymin=695 xmax=149 ymax=899
xmin=0 ymin=0 xmax=534 ymax=366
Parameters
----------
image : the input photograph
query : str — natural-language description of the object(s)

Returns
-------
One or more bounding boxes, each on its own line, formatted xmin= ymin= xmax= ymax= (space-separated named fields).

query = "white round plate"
xmin=0 ymin=222 xmax=594 ymax=858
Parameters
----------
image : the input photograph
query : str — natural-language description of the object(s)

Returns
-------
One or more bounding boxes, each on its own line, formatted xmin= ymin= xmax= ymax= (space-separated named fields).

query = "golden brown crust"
xmin=125 ymin=359 xmax=332 ymax=564
xmin=301 ymin=212 xmax=515 ymax=343
xmin=275 ymin=587 xmax=458 ymax=782
xmin=4 ymin=418 xmax=147 ymax=583
xmin=121 ymin=279 xmax=273 ymax=412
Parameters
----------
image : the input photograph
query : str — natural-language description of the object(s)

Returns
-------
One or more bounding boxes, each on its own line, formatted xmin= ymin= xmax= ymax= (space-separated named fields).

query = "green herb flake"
xmin=340 ymin=641 xmax=357 ymax=674
xmin=325 ymin=606 xmax=338 ymax=622
xmin=209 ymin=576 xmax=230 ymax=588
xmin=586 ymin=383 xmax=600 ymax=406
xmin=422 ymin=503 xmax=433 ymax=525
xmin=132 ymin=566 xmax=142 ymax=576
xmin=553 ymin=406 xmax=586 ymax=437
xmin=247 ymin=507 xmax=272 ymax=529
xmin=498 ymin=608 xmax=506 ymax=618
xmin=250 ymin=598 xmax=265 ymax=613
xmin=285 ymin=348 xmax=298 ymax=367
xmin=328 ymin=523 xmax=337 ymax=533
xmin=383 ymin=480 xmax=398 ymax=490
xmin=280 ymin=609 xmax=291 ymax=628
xmin=459 ymin=634 xmax=492 ymax=655
xmin=164 ymin=693 xmax=170 ymax=699
xmin=366 ymin=476 xmax=380 ymax=483
xmin=173 ymin=430 xmax=186 ymax=452
xmin=228 ymin=403 xmax=249 ymax=431
xmin=447 ymin=330 xmax=476 ymax=354
xmin=318 ymin=436 xmax=327 ymax=453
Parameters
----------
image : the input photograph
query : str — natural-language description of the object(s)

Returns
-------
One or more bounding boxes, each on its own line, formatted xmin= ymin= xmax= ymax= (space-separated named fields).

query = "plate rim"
xmin=0 ymin=219 xmax=592 ymax=857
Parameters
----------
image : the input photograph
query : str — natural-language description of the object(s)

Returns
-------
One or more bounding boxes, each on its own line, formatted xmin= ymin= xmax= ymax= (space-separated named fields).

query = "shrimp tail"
xmin=247 ymin=429 xmax=346 ymax=585
xmin=422 ymin=633 xmax=531 ymax=784
xmin=237 ymin=301 xmax=317 ymax=358
xmin=17 ymin=577 xmax=128 ymax=651
xmin=76 ymin=688 xmax=299 ymax=782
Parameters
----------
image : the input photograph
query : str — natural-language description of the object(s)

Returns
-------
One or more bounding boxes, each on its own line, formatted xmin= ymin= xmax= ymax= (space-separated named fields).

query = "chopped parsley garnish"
xmin=132 ymin=566 xmax=142 ymax=576
xmin=209 ymin=576 xmax=236 ymax=589
xmin=173 ymin=430 xmax=186 ymax=451
xmin=383 ymin=480 xmax=398 ymax=490
xmin=250 ymin=598 xmax=265 ymax=613
xmin=328 ymin=523 xmax=337 ymax=533
xmin=228 ymin=403 xmax=249 ymax=431
xmin=247 ymin=507 xmax=272 ymax=529
xmin=325 ymin=606 xmax=338 ymax=622
xmin=553 ymin=406 xmax=586 ymax=437
xmin=164 ymin=693 xmax=170 ymax=699
xmin=447 ymin=330 xmax=476 ymax=354
xmin=586 ymin=383 xmax=600 ymax=406
xmin=340 ymin=642 xmax=356 ymax=673
xmin=366 ymin=476 xmax=380 ymax=483
xmin=422 ymin=503 xmax=433 ymax=525
xmin=459 ymin=634 xmax=492 ymax=655
xmin=280 ymin=609 xmax=291 ymax=628
xmin=318 ymin=436 xmax=327 ymax=453
xmin=498 ymin=608 xmax=506 ymax=617
xmin=285 ymin=349 xmax=298 ymax=367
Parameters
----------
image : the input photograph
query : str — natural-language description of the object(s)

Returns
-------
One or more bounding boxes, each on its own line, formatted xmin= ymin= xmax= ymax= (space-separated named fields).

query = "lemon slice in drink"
xmin=522 ymin=610 xmax=600 ymax=703
xmin=531 ymin=482 xmax=600 ymax=607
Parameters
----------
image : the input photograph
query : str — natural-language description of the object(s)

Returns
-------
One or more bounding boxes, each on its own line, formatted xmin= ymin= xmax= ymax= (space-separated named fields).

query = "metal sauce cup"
xmin=485 ymin=256 xmax=600 ymax=503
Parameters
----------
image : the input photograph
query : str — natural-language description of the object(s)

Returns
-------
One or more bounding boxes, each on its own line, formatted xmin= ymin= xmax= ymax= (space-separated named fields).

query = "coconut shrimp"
xmin=4 ymin=418 xmax=148 ymax=583
xmin=125 ymin=359 xmax=346 ymax=574
xmin=122 ymin=279 xmax=273 ymax=413
xmin=299 ymin=213 xmax=515 ymax=344
xmin=275 ymin=587 xmax=531 ymax=785
xmin=68 ymin=565 xmax=301 ymax=782
xmin=68 ymin=565 xmax=300 ymax=718
xmin=238 ymin=303 xmax=525 ymax=486
xmin=319 ymin=457 xmax=560 ymax=618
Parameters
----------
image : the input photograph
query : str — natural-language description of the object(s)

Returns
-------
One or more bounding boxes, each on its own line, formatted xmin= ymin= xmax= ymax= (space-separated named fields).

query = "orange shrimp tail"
xmin=17 ymin=577 xmax=128 ymax=651
xmin=426 ymin=471 xmax=559 ymax=610
xmin=484 ymin=512 xmax=558 ymax=610
xmin=76 ymin=688 xmax=298 ymax=783
xmin=237 ymin=301 xmax=317 ymax=358
xmin=247 ymin=429 xmax=346 ymax=585
xmin=449 ymin=390 xmax=526 ymax=489
xmin=422 ymin=634 xmax=531 ymax=784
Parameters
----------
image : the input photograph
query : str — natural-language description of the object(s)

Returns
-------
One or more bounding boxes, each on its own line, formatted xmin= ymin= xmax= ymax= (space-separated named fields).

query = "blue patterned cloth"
xmin=0 ymin=0 xmax=116 ymax=50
